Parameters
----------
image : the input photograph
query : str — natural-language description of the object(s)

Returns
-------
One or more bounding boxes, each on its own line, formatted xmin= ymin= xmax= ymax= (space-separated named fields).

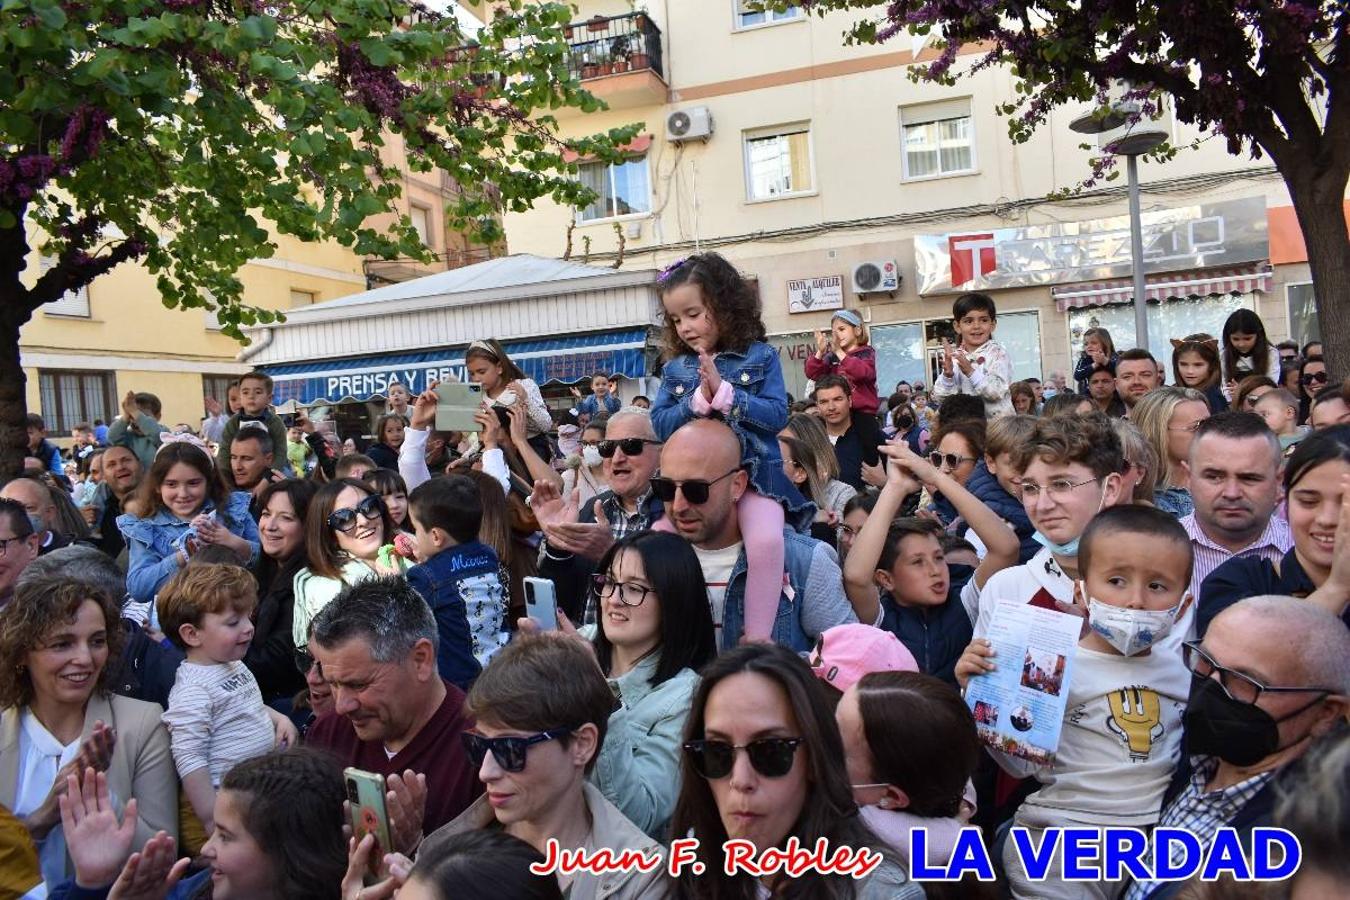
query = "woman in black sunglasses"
xmin=573 ymin=531 xmax=716 ymax=840
xmin=292 ymin=478 xmax=408 ymax=651
xmin=670 ymin=644 xmax=922 ymax=900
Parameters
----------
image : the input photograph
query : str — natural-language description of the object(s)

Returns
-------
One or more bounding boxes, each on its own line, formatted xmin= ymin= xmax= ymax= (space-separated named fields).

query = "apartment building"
xmin=502 ymin=1 xmax=1332 ymax=399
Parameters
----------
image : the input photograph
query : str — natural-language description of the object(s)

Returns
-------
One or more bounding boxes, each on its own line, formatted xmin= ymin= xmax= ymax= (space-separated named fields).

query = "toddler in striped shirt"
xmin=159 ymin=563 xmax=291 ymax=836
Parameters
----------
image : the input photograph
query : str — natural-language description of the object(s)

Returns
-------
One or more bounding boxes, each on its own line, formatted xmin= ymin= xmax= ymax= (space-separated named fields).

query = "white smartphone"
xmin=523 ymin=577 xmax=558 ymax=631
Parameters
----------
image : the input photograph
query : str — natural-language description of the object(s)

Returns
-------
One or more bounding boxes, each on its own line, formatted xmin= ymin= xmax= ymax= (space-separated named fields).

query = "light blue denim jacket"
xmin=580 ymin=628 xmax=699 ymax=842
xmin=720 ymin=529 xmax=858 ymax=653
xmin=117 ymin=492 xmax=260 ymax=604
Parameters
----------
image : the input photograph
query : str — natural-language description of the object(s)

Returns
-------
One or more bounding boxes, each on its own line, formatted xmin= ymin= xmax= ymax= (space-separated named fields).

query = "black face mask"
xmin=1182 ymin=675 xmax=1325 ymax=767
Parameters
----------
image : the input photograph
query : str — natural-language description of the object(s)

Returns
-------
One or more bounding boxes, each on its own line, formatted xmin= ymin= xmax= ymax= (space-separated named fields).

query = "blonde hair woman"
xmin=1130 ymin=386 xmax=1210 ymax=517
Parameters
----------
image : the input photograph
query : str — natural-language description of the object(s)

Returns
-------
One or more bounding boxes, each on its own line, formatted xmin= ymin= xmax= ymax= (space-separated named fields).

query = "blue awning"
xmin=264 ymin=328 xmax=653 ymax=406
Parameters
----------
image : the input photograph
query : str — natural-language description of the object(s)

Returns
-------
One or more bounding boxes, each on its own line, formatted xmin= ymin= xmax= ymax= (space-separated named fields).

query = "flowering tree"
xmin=801 ymin=0 xmax=1348 ymax=373
xmin=0 ymin=0 xmax=636 ymax=473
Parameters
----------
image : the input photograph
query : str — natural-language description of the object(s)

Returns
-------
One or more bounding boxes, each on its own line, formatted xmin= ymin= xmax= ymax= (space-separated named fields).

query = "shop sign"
xmin=787 ymin=275 xmax=845 ymax=313
xmin=913 ymin=196 xmax=1269 ymax=295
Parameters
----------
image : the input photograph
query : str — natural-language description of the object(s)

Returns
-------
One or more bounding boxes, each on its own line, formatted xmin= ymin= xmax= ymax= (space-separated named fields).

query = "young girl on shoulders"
xmin=1073 ymin=327 xmax=1117 ymax=395
xmin=1220 ymin=308 xmax=1280 ymax=399
xmin=805 ymin=309 xmax=879 ymax=414
xmin=650 ymin=253 xmax=812 ymax=643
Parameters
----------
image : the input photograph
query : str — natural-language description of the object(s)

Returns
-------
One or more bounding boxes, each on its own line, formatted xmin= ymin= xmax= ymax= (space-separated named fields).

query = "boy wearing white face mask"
xmin=965 ymin=505 xmax=1194 ymax=900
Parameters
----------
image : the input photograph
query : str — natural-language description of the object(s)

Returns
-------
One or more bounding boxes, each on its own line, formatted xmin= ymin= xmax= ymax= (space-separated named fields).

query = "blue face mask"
xmin=1042 ymin=387 xmax=1059 ymax=400
xmin=1032 ymin=530 xmax=1080 ymax=556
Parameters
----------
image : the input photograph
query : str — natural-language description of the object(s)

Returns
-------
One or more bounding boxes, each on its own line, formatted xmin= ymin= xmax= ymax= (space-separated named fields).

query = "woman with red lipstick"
xmin=670 ymin=644 xmax=923 ymax=899
xmin=0 ymin=578 xmax=177 ymax=884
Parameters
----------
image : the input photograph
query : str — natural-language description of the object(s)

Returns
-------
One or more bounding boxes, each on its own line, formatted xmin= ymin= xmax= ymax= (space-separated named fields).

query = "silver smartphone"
xmin=523 ymin=577 xmax=558 ymax=631
xmin=434 ymin=382 xmax=485 ymax=432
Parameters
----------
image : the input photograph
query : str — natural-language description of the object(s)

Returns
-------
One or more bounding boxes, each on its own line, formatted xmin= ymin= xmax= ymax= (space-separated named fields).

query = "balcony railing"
xmin=564 ymin=12 xmax=664 ymax=82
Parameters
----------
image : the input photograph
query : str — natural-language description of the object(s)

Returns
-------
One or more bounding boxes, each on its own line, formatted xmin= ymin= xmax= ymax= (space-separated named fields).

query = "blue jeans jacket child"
xmin=407 ymin=540 xmax=508 ymax=691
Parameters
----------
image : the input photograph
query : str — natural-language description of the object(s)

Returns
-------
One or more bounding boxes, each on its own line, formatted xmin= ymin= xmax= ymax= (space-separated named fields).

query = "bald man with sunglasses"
xmin=657 ymin=419 xmax=862 ymax=651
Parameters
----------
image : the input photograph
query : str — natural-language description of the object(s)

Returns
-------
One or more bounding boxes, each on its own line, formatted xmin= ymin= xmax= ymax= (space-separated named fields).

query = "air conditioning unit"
xmin=667 ymin=107 xmax=713 ymax=143
xmin=851 ymin=260 xmax=900 ymax=295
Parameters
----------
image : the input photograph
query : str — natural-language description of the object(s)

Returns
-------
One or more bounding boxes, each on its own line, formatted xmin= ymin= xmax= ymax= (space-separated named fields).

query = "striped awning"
xmin=1052 ymin=264 xmax=1273 ymax=312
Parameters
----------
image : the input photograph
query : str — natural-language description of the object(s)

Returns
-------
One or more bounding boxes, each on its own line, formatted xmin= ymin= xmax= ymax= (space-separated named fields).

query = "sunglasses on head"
xmin=461 ymin=729 xmax=570 ymax=773
xmin=683 ymin=737 xmax=804 ymax=780
xmin=327 ymin=494 xmax=384 ymax=533
xmin=597 ymin=438 xmax=662 ymax=458
xmin=929 ymin=452 xmax=977 ymax=469
xmin=649 ymin=467 xmax=740 ymax=504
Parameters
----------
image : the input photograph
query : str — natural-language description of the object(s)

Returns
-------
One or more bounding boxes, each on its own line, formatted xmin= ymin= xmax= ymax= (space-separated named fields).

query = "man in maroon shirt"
xmin=307 ymin=576 xmax=481 ymax=848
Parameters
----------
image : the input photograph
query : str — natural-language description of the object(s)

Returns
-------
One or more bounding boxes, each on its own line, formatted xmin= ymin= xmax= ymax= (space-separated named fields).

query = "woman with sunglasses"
xmin=1198 ymin=425 xmax=1350 ymax=636
xmin=291 ymin=478 xmax=408 ymax=650
xmin=1233 ymin=374 xmax=1278 ymax=415
xmin=1298 ymin=355 xmax=1328 ymax=424
xmin=671 ymin=643 xmax=922 ymax=900
xmin=420 ymin=633 xmax=666 ymax=900
xmin=572 ymin=531 xmax=716 ymax=839
xmin=1130 ymin=386 xmax=1210 ymax=518
xmin=924 ymin=418 xmax=985 ymax=528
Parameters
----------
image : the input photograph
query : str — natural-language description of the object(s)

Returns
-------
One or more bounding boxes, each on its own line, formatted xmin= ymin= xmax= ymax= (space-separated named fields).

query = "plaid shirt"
xmin=580 ymin=488 xmax=661 ymax=626
xmin=1122 ymin=756 xmax=1274 ymax=900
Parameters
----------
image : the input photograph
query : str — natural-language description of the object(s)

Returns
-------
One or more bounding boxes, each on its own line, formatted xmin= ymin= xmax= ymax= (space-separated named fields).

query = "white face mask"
xmin=582 ymin=445 xmax=603 ymax=468
xmin=1081 ymin=582 xmax=1185 ymax=656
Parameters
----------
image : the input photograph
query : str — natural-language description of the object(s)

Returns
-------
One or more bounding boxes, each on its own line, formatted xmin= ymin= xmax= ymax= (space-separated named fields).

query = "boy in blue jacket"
xmin=405 ymin=475 xmax=507 ymax=690
xmin=959 ymin=415 xmax=1039 ymax=563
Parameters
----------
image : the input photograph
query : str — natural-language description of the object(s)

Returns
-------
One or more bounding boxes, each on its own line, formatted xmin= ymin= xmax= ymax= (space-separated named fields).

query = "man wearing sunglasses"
xmin=306 ymin=577 xmax=480 ymax=847
xmin=1124 ymin=597 xmax=1349 ymax=900
xmin=658 ymin=419 xmax=860 ymax=651
xmin=533 ymin=410 xmax=665 ymax=622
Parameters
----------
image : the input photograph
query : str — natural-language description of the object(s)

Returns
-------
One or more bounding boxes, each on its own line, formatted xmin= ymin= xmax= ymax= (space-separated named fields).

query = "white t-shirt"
xmin=964 ymin=546 xmax=1074 ymax=638
xmin=694 ymin=541 xmax=743 ymax=645
xmin=1008 ymin=646 xmax=1190 ymax=828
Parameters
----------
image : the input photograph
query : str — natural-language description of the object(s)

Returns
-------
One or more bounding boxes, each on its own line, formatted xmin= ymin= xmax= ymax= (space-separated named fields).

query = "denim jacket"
xmin=407 ymin=540 xmax=508 ymax=691
xmin=579 ymin=627 xmax=699 ymax=840
xmin=117 ymin=492 xmax=259 ymax=604
xmin=650 ymin=341 xmax=788 ymax=463
xmin=719 ymin=529 xmax=858 ymax=653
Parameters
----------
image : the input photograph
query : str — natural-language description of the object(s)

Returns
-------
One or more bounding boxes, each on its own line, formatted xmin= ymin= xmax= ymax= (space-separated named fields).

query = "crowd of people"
xmin=1 ymin=250 xmax=1347 ymax=900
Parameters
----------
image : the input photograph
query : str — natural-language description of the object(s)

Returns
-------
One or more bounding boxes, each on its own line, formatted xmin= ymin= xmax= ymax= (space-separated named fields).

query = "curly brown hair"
xmin=0 ymin=577 xmax=125 ymax=710
xmin=1011 ymin=410 xmax=1123 ymax=481
xmin=656 ymin=252 xmax=766 ymax=360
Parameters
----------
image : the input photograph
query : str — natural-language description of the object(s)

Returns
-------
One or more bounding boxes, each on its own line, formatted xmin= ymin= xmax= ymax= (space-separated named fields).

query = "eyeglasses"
xmin=839 ymin=524 xmax=860 ymax=539
xmin=597 ymin=438 xmax=662 ymax=458
xmin=461 ymin=729 xmax=571 ymax=773
xmin=293 ymin=648 xmax=320 ymax=677
xmin=1182 ymin=641 xmax=1336 ymax=706
xmin=649 ymin=467 xmax=741 ymax=505
xmin=1018 ymin=477 xmax=1099 ymax=501
xmin=1166 ymin=420 xmax=1204 ymax=433
xmin=1244 ymin=391 xmax=1272 ymax=409
xmin=0 ymin=535 xmax=34 ymax=558
xmin=590 ymin=574 xmax=655 ymax=607
xmin=1302 ymin=371 xmax=1329 ymax=386
xmin=683 ymin=738 xmax=804 ymax=779
xmin=929 ymin=452 xmax=978 ymax=470
xmin=327 ymin=495 xmax=384 ymax=533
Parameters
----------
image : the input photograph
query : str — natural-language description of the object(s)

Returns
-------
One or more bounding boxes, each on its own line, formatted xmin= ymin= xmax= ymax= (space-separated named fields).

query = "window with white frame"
xmin=409 ymin=204 xmax=432 ymax=246
xmin=899 ymin=99 xmax=975 ymax=180
xmin=577 ymin=155 xmax=651 ymax=222
xmin=38 ymin=256 xmax=91 ymax=318
xmin=735 ymin=1 xmax=802 ymax=29
xmin=744 ymin=125 xmax=813 ymax=201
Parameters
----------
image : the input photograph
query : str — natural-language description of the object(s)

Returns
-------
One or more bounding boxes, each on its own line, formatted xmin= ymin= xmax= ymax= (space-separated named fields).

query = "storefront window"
xmin=767 ymin=330 xmax=818 ymax=402
xmin=871 ymin=322 xmax=928 ymax=393
xmin=1067 ymin=295 xmax=1254 ymax=370
xmin=1285 ymin=283 xmax=1319 ymax=348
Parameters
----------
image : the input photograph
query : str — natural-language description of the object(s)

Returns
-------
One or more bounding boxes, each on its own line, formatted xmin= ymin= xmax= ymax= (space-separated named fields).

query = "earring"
xmin=878 ymin=798 xmax=891 ymax=809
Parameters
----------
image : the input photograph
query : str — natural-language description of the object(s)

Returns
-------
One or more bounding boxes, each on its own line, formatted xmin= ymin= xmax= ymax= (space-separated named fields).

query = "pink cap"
xmin=809 ymin=625 xmax=918 ymax=693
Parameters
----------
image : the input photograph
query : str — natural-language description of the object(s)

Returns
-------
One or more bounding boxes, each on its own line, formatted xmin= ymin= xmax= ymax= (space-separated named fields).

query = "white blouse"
xmin=15 ymin=710 xmax=79 ymax=886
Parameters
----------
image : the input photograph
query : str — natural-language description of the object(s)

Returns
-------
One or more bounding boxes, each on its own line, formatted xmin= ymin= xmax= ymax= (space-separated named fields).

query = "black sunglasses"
xmin=327 ymin=494 xmax=384 ymax=533
xmin=929 ymin=451 xmax=978 ymax=469
xmin=293 ymin=648 xmax=319 ymax=676
xmin=597 ymin=438 xmax=662 ymax=458
xmin=649 ymin=467 xmax=741 ymax=504
xmin=683 ymin=738 xmax=804 ymax=780
xmin=461 ymin=729 xmax=571 ymax=773
xmin=1301 ymin=371 xmax=1329 ymax=386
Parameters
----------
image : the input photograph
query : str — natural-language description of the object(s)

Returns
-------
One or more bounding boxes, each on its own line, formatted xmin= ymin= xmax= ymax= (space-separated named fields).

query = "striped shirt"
xmin=1179 ymin=513 xmax=1292 ymax=603
xmin=163 ymin=660 xmax=274 ymax=787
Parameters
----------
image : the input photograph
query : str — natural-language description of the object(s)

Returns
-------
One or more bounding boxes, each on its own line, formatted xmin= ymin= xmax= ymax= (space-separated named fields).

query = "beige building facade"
xmin=503 ymin=1 xmax=1337 ymax=400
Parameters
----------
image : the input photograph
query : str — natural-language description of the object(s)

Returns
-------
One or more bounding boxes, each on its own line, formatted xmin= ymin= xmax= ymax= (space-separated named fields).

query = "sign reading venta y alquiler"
xmin=787 ymin=275 xmax=845 ymax=314
xmin=912 ymin=196 xmax=1269 ymax=295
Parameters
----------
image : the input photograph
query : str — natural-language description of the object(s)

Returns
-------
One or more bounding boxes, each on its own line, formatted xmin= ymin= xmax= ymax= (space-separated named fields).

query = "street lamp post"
xmin=1070 ymin=90 xmax=1168 ymax=353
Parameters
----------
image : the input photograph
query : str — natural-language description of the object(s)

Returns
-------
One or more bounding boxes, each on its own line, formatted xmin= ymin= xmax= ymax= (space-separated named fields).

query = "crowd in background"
xmin=1 ymin=251 xmax=1348 ymax=900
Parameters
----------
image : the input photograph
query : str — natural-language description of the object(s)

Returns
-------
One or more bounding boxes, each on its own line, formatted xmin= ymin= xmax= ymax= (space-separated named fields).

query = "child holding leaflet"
xmin=958 ymin=506 xmax=1193 ymax=900
xmin=650 ymin=253 xmax=811 ymax=644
